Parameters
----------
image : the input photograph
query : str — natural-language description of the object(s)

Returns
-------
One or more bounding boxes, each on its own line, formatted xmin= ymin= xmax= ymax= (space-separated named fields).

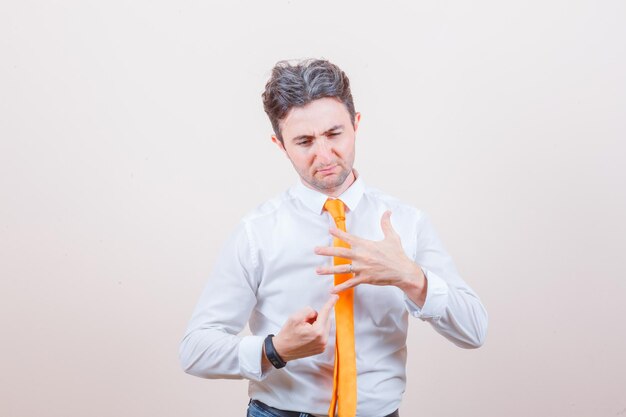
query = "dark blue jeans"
xmin=246 ymin=399 xmax=400 ymax=417
xmin=246 ymin=400 xmax=314 ymax=417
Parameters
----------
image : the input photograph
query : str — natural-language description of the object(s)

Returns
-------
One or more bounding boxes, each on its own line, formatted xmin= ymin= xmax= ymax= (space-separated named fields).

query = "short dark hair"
xmin=262 ymin=59 xmax=356 ymax=143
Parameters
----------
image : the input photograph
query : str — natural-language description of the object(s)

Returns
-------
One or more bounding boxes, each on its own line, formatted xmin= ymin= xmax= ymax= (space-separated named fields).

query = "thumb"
xmin=380 ymin=210 xmax=396 ymax=238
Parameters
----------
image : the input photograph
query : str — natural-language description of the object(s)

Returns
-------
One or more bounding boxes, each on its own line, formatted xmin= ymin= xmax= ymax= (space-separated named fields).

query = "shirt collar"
xmin=291 ymin=169 xmax=365 ymax=215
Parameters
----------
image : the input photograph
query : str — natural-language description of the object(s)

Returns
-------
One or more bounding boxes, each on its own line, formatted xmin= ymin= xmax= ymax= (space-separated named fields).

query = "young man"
xmin=179 ymin=59 xmax=488 ymax=417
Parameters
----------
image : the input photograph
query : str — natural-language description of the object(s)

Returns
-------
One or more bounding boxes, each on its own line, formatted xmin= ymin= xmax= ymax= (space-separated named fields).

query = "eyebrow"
xmin=290 ymin=124 xmax=345 ymax=143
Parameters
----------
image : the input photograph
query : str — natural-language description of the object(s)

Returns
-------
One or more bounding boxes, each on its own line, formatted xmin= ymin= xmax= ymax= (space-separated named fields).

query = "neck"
xmin=328 ymin=171 xmax=356 ymax=197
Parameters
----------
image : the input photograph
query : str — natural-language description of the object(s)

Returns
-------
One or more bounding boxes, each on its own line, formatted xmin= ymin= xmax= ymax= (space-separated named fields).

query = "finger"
xmin=316 ymin=264 xmax=354 ymax=275
xmin=322 ymin=296 xmax=339 ymax=335
xmin=331 ymin=277 xmax=364 ymax=294
xmin=380 ymin=210 xmax=397 ymax=239
xmin=329 ymin=226 xmax=359 ymax=245
xmin=315 ymin=246 xmax=353 ymax=259
xmin=315 ymin=295 xmax=339 ymax=328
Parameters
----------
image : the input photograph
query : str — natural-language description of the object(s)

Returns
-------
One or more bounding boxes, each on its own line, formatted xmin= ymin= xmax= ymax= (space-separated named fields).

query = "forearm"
xmin=179 ymin=328 xmax=244 ymax=379
xmin=409 ymin=269 xmax=488 ymax=348
xmin=408 ymin=211 xmax=488 ymax=348
xmin=179 ymin=220 xmax=267 ymax=379
xmin=179 ymin=328 xmax=268 ymax=380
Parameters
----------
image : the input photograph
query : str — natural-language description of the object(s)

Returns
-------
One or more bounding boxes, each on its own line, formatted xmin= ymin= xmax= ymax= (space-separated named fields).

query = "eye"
xmin=328 ymin=132 xmax=342 ymax=137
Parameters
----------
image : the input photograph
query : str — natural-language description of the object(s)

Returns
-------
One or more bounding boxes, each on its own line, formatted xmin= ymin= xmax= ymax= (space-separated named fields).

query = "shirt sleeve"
xmin=403 ymin=211 xmax=488 ymax=348
xmin=178 ymin=221 xmax=273 ymax=381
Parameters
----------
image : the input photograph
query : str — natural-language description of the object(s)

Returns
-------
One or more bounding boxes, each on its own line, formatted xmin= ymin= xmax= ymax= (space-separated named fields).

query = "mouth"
xmin=316 ymin=165 xmax=337 ymax=174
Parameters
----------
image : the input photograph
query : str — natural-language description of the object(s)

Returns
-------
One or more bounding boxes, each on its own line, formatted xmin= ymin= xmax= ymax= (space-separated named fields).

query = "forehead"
xmin=280 ymin=97 xmax=353 ymax=139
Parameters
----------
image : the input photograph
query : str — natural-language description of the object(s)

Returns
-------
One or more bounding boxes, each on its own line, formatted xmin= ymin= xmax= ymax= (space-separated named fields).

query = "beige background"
xmin=1 ymin=1 xmax=625 ymax=416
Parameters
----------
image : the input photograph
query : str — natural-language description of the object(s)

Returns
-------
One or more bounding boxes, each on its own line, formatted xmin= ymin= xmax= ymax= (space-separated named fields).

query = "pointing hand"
xmin=272 ymin=295 xmax=339 ymax=362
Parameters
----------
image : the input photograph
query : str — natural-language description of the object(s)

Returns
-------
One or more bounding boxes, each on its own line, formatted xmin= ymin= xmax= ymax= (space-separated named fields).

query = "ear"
xmin=271 ymin=135 xmax=287 ymax=155
xmin=353 ymin=112 xmax=361 ymax=133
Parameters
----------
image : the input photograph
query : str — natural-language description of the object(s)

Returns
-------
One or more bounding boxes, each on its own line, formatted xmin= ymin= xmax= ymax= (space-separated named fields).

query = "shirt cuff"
xmin=404 ymin=268 xmax=449 ymax=320
xmin=238 ymin=335 xmax=272 ymax=381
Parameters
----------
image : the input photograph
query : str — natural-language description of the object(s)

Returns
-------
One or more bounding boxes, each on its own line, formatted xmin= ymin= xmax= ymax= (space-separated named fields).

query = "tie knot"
xmin=324 ymin=198 xmax=346 ymax=222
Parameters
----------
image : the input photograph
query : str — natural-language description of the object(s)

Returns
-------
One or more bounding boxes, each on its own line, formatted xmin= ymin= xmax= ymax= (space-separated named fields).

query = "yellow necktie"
xmin=324 ymin=198 xmax=357 ymax=417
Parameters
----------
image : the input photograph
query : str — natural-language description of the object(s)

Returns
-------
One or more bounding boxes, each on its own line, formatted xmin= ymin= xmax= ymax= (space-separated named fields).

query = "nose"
xmin=314 ymin=137 xmax=333 ymax=164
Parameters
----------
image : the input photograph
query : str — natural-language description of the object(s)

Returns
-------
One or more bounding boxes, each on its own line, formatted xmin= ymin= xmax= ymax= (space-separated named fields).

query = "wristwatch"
xmin=264 ymin=334 xmax=287 ymax=369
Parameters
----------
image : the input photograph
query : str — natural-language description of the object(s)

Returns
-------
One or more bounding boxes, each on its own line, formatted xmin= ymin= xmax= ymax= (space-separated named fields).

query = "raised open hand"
xmin=315 ymin=211 xmax=427 ymax=304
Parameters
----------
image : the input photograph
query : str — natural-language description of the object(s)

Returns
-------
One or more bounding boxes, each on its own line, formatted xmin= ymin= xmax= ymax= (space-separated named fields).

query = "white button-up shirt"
xmin=179 ymin=173 xmax=488 ymax=417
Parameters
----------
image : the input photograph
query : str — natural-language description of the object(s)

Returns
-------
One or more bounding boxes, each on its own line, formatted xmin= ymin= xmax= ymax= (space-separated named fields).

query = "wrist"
xmin=271 ymin=334 xmax=296 ymax=362
xmin=264 ymin=334 xmax=287 ymax=369
xmin=397 ymin=263 xmax=428 ymax=307
xmin=397 ymin=262 xmax=424 ymax=290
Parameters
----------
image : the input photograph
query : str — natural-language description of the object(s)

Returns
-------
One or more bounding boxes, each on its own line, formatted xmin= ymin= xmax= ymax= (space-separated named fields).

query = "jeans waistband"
xmin=249 ymin=399 xmax=399 ymax=417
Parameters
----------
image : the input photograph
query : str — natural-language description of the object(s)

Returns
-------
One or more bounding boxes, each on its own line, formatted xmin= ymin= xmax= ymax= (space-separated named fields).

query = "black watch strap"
xmin=264 ymin=334 xmax=286 ymax=369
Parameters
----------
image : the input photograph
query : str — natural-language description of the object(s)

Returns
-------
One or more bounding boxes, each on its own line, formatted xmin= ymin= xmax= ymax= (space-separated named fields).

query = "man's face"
xmin=273 ymin=97 xmax=360 ymax=196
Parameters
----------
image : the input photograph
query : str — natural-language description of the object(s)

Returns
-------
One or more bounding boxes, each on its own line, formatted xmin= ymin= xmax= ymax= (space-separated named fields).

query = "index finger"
xmin=315 ymin=294 xmax=339 ymax=329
